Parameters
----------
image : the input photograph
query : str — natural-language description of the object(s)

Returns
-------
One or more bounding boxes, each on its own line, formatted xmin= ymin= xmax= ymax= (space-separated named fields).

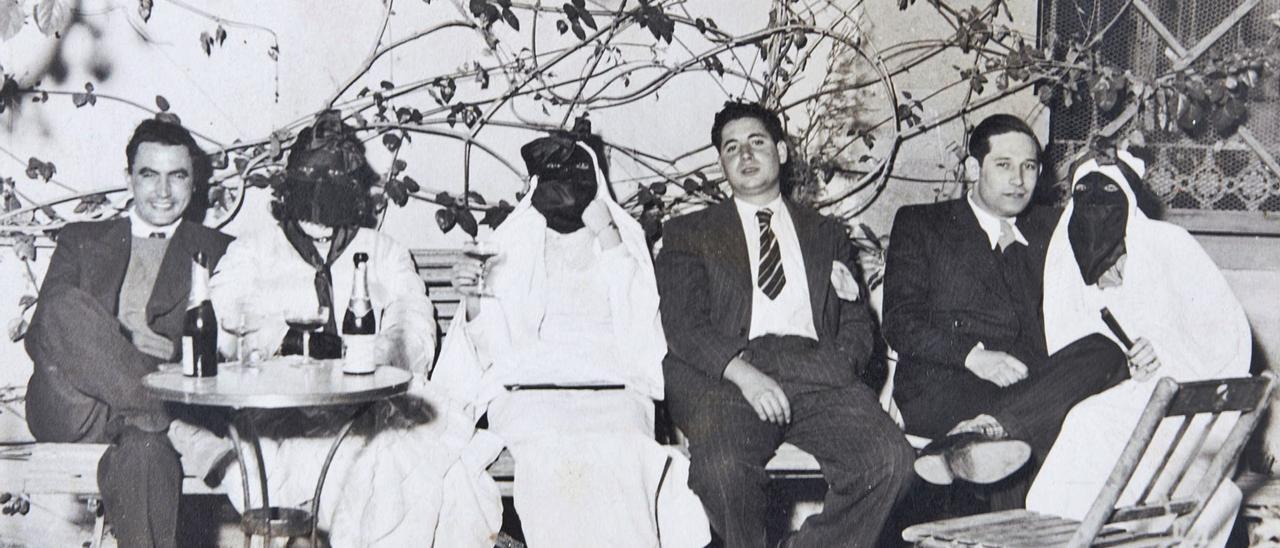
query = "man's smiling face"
xmin=127 ymin=142 xmax=194 ymax=226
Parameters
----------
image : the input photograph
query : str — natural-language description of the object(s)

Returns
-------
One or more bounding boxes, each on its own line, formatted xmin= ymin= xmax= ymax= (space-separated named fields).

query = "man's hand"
xmin=450 ymin=258 xmax=488 ymax=320
xmin=723 ymin=357 xmax=791 ymax=425
xmin=131 ymin=327 xmax=175 ymax=360
xmin=581 ymin=198 xmax=622 ymax=249
xmin=965 ymin=346 xmax=1028 ymax=387
xmin=1127 ymin=337 xmax=1162 ymax=382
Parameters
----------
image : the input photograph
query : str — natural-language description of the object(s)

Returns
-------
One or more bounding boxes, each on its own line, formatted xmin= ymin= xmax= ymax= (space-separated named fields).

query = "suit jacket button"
xmin=952 ymin=319 xmax=964 ymax=328
xmin=738 ymin=327 xmax=748 ymax=337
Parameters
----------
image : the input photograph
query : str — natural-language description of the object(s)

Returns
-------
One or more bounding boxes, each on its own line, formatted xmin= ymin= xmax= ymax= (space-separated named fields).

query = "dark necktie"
xmin=756 ymin=208 xmax=786 ymax=300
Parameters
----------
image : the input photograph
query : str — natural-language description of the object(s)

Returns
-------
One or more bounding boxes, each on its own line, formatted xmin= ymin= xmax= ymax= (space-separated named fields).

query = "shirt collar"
xmin=128 ymin=208 xmax=180 ymax=239
xmin=966 ymin=191 xmax=1027 ymax=250
xmin=734 ymin=195 xmax=787 ymax=226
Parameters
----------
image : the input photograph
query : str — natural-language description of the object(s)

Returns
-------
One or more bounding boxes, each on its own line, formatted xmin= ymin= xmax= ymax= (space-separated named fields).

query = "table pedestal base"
xmin=240 ymin=507 xmax=313 ymax=542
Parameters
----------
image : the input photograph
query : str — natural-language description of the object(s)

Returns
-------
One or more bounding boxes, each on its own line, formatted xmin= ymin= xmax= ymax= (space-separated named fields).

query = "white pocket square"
xmin=830 ymin=261 xmax=860 ymax=301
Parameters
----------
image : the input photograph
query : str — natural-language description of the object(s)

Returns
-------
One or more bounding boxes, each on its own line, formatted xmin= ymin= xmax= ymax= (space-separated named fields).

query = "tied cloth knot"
xmin=281 ymin=220 xmax=357 ymax=334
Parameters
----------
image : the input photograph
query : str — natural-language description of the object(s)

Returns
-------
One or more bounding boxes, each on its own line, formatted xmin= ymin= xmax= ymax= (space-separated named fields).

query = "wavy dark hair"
xmin=125 ymin=118 xmax=212 ymax=222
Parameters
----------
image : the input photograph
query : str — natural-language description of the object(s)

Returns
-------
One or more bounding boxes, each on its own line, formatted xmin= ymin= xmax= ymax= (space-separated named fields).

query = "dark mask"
xmin=1068 ymin=172 xmax=1129 ymax=285
xmin=279 ymin=177 xmax=371 ymax=228
xmin=276 ymin=110 xmax=375 ymax=228
xmin=521 ymin=135 xmax=598 ymax=234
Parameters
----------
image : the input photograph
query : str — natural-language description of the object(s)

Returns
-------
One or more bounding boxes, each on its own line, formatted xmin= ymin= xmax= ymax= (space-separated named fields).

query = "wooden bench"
xmin=0 ymin=250 xmax=825 ymax=528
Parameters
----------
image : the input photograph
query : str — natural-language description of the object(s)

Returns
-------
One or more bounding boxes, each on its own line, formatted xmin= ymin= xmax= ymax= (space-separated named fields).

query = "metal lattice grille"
xmin=1041 ymin=0 xmax=1280 ymax=212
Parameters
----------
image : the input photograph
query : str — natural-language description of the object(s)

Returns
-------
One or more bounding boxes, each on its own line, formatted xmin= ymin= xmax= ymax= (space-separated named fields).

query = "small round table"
xmin=144 ymin=360 xmax=412 ymax=548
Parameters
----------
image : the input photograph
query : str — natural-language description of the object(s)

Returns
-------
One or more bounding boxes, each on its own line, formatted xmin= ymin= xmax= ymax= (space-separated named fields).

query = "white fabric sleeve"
xmin=373 ymin=237 xmax=437 ymax=375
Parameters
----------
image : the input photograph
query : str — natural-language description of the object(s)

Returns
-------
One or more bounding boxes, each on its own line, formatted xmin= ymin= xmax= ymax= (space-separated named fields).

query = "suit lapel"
xmin=945 ymin=200 xmax=1009 ymax=304
xmin=146 ymin=221 xmax=194 ymax=324
xmin=785 ymin=200 xmax=830 ymax=331
xmin=709 ymin=200 xmax=753 ymax=327
xmin=85 ymin=219 xmax=132 ymax=314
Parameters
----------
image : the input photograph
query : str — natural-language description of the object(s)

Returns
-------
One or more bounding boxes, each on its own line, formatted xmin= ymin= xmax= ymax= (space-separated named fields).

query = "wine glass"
xmin=462 ymin=240 xmax=501 ymax=298
xmin=284 ymin=306 xmax=329 ymax=366
xmin=220 ymin=309 xmax=262 ymax=369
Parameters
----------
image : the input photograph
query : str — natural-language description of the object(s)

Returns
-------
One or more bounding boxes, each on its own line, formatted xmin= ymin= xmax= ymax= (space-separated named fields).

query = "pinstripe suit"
xmin=656 ymin=198 xmax=914 ymax=548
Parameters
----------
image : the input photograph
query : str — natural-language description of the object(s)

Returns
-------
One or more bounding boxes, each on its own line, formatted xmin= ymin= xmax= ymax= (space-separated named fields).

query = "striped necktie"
xmin=756 ymin=208 xmax=786 ymax=300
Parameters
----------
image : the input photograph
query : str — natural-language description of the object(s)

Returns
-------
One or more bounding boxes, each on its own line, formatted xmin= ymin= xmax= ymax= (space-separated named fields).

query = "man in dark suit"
xmin=882 ymin=114 xmax=1128 ymax=508
xmin=657 ymin=102 xmax=914 ymax=548
xmin=24 ymin=119 xmax=233 ymax=548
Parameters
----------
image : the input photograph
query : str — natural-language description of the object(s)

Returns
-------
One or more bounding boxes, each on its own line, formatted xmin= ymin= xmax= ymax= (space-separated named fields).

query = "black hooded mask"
xmin=521 ymin=135 xmax=598 ymax=234
xmin=1068 ymin=171 xmax=1130 ymax=285
xmin=275 ymin=110 xmax=377 ymax=229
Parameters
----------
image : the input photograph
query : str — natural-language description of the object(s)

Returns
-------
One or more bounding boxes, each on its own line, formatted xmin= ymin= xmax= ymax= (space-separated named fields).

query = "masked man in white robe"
xmin=209 ymin=110 xmax=500 ymax=547
xmin=1026 ymin=148 xmax=1252 ymax=546
xmin=434 ymin=131 xmax=710 ymax=548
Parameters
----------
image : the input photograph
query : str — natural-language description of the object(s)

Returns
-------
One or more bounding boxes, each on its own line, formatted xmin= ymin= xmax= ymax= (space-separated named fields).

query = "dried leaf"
xmin=556 ymin=19 xmax=568 ymax=34
xmin=501 ymin=8 xmax=519 ymax=31
xmin=456 ymin=207 xmax=478 ymax=237
xmin=33 ymin=0 xmax=71 ymax=37
xmin=215 ymin=25 xmax=226 ymax=45
xmin=199 ymin=31 xmax=212 ymax=55
xmin=0 ymin=0 xmax=23 ymax=41
xmin=382 ymin=133 xmax=401 ymax=152
xmin=155 ymin=94 xmax=170 ymax=111
xmin=436 ymin=191 xmax=456 ymax=206
xmin=18 ymin=295 xmax=35 ymax=311
xmin=13 ymin=234 xmax=35 ymax=260
xmin=7 ymin=317 xmax=28 ymax=342
xmin=435 ymin=208 xmax=457 ymax=233
xmin=138 ymin=0 xmax=152 ymax=22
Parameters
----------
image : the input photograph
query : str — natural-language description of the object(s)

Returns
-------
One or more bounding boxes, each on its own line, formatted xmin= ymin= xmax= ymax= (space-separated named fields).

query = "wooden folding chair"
xmin=902 ymin=372 xmax=1275 ymax=547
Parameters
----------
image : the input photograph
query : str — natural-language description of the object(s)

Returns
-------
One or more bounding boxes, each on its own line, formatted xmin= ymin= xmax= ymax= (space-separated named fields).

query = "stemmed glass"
xmin=220 ymin=309 xmax=262 ymax=369
xmin=284 ymin=306 xmax=329 ymax=366
xmin=462 ymin=240 xmax=501 ymax=297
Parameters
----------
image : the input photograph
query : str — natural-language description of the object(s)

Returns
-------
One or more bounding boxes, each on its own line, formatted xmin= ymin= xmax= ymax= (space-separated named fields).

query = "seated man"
xmin=24 ymin=118 xmax=233 ymax=548
xmin=882 ymin=114 xmax=1128 ymax=509
xmin=1027 ymin=148 xmax=1251 ymax=546
xmin=656 ymin=101 xmax=914 ymax=548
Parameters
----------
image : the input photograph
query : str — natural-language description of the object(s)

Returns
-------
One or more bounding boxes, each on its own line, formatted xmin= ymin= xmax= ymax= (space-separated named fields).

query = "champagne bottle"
xmin=341 ymin=252 xmax=377 ymax=374
xmin=182 ymin=252 xmax=218 ymax=377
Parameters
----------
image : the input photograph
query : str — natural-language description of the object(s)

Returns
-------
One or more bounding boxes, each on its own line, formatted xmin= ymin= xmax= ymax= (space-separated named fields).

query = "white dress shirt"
xmin=128 ymin=207 xmax=180 ymax=239
xmin=967 ymin=191 xmax=1028 ymax=250
xmin=734 ymin=196 xmax=817 ymax=340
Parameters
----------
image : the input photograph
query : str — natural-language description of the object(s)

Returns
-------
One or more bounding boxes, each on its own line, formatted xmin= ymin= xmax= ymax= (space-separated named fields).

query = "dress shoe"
xmin=914 ymin=432 xmax=1031 ymax=485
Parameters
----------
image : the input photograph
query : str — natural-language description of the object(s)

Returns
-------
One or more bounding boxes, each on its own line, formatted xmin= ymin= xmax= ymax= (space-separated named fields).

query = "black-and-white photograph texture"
xmin=1 ymin=0 xmax=1279 ymax=546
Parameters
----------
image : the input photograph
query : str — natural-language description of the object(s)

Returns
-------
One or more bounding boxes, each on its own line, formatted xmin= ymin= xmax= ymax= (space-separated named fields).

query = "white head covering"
xmin=433 ymin=143 xmax=666 ymax=417
xmin=1042 ymin=150 xmax=1250 ymax=381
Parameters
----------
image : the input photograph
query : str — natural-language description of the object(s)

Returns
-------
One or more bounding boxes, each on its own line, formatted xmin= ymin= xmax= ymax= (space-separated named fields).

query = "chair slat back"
xmin=1067 ymin=373 xmax=1274 ymax=547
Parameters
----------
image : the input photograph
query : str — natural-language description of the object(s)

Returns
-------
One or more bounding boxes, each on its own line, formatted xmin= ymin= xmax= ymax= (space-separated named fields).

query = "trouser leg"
xmin=785 ymin=384 xmax=915 ymax=548
xmin=26 ymin=287 xmax=167 ymax=419
xmin=97 ymin=425 xmax=182 ymax=548
xmin=986 ymin=334 xmax=1127 ymax=510
xmin=673 ymin=385 xmax=781 ymax=548
xmin=992 ymin=334 xmax=1128 ymax=459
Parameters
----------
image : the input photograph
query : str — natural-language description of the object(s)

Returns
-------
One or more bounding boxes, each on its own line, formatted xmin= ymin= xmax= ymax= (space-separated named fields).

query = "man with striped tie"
xmin=656 ymin=102 xmax=914 ymax=548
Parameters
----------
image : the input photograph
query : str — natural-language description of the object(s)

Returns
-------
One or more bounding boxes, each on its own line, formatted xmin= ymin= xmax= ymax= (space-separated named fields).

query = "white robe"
xmin=209 ymin=226 xmax=503 ymax=547
xmin=1027 ymin=152 xmax=1252 ymax=546
xmin=433 ymin=146 xmax=710 ymax=548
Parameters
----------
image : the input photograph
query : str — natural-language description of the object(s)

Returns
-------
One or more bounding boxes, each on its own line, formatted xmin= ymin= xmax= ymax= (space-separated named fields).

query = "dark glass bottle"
xmin=341 ymin=252 xmax=377 ymax=374
xmin=182 ymin=252 xmax=218 ymax=377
